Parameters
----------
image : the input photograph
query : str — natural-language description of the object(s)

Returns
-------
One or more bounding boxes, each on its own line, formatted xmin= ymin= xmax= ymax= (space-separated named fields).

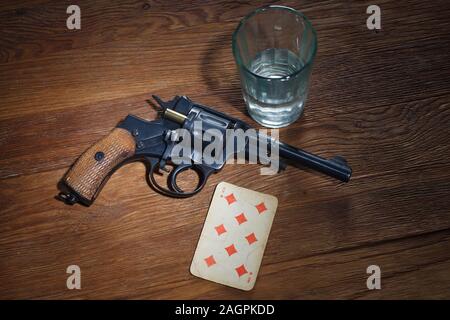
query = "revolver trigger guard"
xmin=168 ymin=164 xmax=215 ymax=196
xmin=144 ymin=158 xmax=213 ymax=198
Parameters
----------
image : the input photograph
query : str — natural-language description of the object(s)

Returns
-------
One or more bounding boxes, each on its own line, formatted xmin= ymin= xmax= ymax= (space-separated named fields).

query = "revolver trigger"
xmin=160 ymin=166 xmax=170 ymax=173
xmin=158 ymin=159 xmax=170 ymax=173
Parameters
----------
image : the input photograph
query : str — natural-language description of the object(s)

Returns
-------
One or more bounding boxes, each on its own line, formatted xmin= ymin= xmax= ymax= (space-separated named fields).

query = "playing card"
xmin=190 ymin=182 xmax=278 ymax=291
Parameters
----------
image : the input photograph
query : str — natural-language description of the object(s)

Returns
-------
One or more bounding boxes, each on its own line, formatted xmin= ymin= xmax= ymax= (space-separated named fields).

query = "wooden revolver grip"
xmin=62 ymin=128 xmax=136 ymax=204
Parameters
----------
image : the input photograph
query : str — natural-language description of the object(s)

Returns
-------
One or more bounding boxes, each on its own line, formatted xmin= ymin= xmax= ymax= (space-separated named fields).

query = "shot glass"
xmin=232 ymin=5 xmax=317 ymax=128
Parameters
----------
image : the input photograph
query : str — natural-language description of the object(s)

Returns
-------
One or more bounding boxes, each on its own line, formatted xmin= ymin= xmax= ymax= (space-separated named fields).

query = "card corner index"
xmin=215 ymin=181 xmax=230 ymax=190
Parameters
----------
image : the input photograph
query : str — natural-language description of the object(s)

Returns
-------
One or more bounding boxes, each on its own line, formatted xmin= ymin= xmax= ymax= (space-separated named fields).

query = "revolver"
xmin=57 ymin=95 xmax=352 ymax=206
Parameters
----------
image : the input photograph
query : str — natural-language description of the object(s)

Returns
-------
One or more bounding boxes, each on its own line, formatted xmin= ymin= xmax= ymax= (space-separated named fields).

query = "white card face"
xmin=190 ymin=182 xmax=278 ymax=291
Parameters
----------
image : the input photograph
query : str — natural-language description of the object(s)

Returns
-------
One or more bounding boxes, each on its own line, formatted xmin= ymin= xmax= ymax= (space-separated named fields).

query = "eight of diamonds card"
xmin=190 ymin=182 xmax=278 ymax=291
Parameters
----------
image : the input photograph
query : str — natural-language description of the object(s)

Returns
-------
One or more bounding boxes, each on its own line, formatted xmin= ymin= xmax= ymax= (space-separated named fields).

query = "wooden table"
xmin=1 ymin=0 xmax=449 ymax=299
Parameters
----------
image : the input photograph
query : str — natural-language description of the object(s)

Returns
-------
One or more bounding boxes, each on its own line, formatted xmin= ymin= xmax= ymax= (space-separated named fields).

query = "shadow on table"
xmin=201 ymin=31 xmax=247 ymax=118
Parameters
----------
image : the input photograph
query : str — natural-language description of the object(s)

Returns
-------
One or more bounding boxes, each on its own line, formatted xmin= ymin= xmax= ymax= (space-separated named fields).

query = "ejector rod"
xmin=277 ymin=140 xmax=352 ymax=182
xmin=257 ymin=132 xmax=352 ymax=182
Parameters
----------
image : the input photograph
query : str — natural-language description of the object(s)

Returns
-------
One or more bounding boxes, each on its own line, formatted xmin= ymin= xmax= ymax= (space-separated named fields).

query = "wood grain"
xmin=0 ymin=0 xmax=449 ymax=299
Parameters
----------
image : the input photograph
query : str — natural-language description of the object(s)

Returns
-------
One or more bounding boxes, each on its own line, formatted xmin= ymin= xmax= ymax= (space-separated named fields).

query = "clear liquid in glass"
xmin=242 ymin=48 xmax=309 ymax=128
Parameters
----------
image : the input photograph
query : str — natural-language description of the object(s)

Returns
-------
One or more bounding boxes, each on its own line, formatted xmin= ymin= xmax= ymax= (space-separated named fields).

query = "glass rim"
xmin=232 ymin=5 xmax=317 ymax=81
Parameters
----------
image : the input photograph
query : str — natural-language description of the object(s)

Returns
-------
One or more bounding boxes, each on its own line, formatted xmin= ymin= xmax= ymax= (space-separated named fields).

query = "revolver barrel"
xmin=277 ymin=141 xmax=352 ymax=182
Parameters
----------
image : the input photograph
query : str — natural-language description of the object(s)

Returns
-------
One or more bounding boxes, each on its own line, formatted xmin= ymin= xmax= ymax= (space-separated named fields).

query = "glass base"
xmin=243 ymin=91 xmax=305 ymax=128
